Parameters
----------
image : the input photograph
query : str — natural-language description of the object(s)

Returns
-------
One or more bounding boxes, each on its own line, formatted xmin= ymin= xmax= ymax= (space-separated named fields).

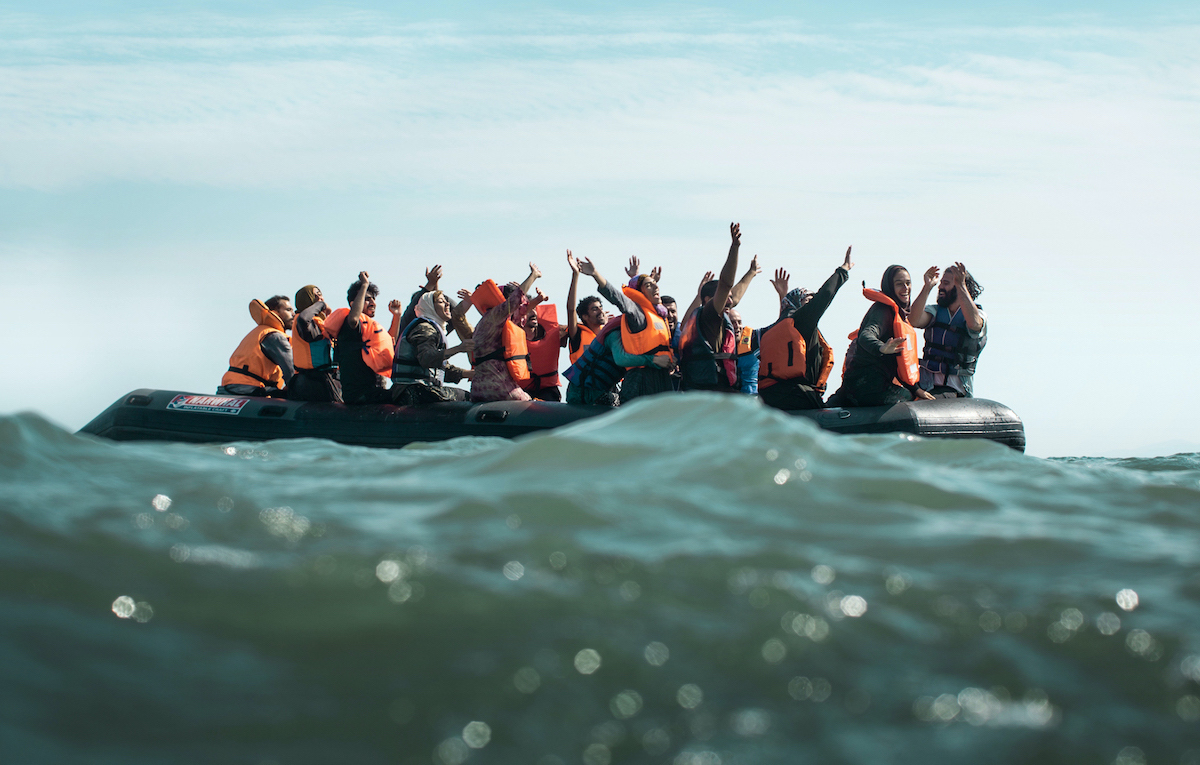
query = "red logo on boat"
xmin=167 ymin=394 xmax=250 ymax=415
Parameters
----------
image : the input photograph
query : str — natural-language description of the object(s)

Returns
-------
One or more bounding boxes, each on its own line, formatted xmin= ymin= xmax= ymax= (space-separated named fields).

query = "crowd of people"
xmin=218 ymin=224 xmax=987 ymax=410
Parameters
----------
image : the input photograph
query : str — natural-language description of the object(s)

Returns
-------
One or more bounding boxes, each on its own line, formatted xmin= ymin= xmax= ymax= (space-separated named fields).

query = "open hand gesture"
xmin=923 ymin=266 xmax=940 ymax=289
xmin=650 ymin=265 xmax=663 ymax=283
xmin=531 ymin=287 xmax=548 ymax=306
xmin=424 ymin=265 xmax=442 ymax=290
xmin=953 ymin=262 xmax=969 ymax=291
xmin=388 ymin=299 xmax=403 ymax=315
xmin=771 ymin=268 xmax=790 ymax=297
xmin=566 ymin=249 xmax=580 ymax=273
xmin=528 ymin=262 xmax=542 ymax=280
xmin=457 ymin=288 xmax=472 ymax=302
xmin=730 ymin=222 xmax=741 ymax=246
xmin=842 ymin=246 xmax=854 ymax=271
xmin=748 ymin=255 xmax=762 ymax=276
xmin=697 ymin=270 xmax=714 ymax=294
xmin=577 ymin=257 xmax=597 ymax=277
xmin=881 ymin=336 xmax=906 ymax=355
xmin=625 ymin=256 xmax=640 ymax=279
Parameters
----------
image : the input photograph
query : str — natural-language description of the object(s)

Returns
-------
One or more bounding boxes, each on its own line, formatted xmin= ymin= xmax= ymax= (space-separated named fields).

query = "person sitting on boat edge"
xmin=827 ymin=265 xmax=935 ymax=407
xmin=218 ymin=295 xmax=296 ymax=398
xmin=571 ymin=255 xmax=676 ymax=404
xmin=287 ymin=285 xmax=342 ymax=403
xmin=392 ymin=289 xmax=475 ymax=405
xmin=678 ymin=223 xmax=761 ymax=392
xmin=565 ymin=250 xmax=610 ymax=365
xmin=324 ymin=272 xmax=396 ymax=405
xmin=521 ymin=291 xmax=567 ymax=402
xmin=469 ymin=264 xmax=541 ymax=403
xmin=911 ymin=262 xmax=986 ymax=398
xmin=758 ymin=248 xmax=854 ymax=410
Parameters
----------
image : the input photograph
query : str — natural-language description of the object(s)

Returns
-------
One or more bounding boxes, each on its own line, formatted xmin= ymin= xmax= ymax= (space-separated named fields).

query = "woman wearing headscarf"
xmin=828 ymin=264 xmax=936 ymax=407
xmin=757 ymin=247 xmax=854 ymax=410
xmin=469 ymin=263 xmax=541 ymax=403
xmin=391 ymin=289 xmax=474 ymax=405
xmin=288 ymin=284 xmax=342 ymax=403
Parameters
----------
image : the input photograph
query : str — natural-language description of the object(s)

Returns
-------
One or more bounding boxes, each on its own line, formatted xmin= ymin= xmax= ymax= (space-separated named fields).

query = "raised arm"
xmin=566 ymin=250 xmax=581 ymax=338
xmin=519 ymin=262 xmax=542 ymax=295
xmin=770 ymin=268 xmax=790 ymax=317
xmin=347 ymin=271 xmax=369 ymax=328
xmin=682 ymin=270 xmax=714 ymax=325
xmin=576 ymin=257 xmax=608 ymax=291
xmin=729 ymin=254 xmax=761 ymax=307
xmin=388 ymin=299 xmax=404 ymax=341
xmin=710 ymin=223 xmax=741 ymax=313
xmin=953 ymin=262 xmax=985 ymax=332
xmin=909 ymin=266 xmax=940 ymax=329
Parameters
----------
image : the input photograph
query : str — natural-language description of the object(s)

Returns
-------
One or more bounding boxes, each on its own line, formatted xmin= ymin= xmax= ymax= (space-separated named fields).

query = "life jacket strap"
xmin=228 ymin=365 xmax=273 ymax=386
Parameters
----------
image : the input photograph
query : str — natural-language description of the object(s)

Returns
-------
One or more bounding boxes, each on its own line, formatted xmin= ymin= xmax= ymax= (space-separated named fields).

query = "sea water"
xmin=2 ymin=395 xmax=1198 ymax=765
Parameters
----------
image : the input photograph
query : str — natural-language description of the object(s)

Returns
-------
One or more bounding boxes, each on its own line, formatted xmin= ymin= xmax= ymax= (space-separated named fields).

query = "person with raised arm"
xmin=758 ymin=247 xmax=855 ymax=410
xmin=565 ymin=250 xmax=609 ymax=365
xmin=287 ymin=285 xmax=341 ymax=403
xmin=469 ymin=263 xmax=541 ymax=402
xmin=677 ymin=223 xmax=762 ymax=392
xmin=519 ymin=287 xmax=568 ymax=401
xmin=391 ymin=286 xmax=476 ymax=405
xmin=323 ymin=271 xmax=396 ymax=405
xmin=911 ymin=262 xmax=987 ymax=398
xmin=571 ymin=255 xmax=675 ymax=403
xmin=827 ymin=264 xmax=936 ymax=408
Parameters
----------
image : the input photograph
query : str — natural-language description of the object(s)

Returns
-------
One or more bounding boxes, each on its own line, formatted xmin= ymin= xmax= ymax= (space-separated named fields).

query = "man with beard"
xmin=911 ymin=262 xmax=986 ymax=398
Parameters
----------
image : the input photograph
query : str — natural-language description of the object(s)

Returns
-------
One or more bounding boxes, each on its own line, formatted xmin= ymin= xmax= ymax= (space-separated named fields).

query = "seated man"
xmin=912 ymin=262 xmax=986 ymax=398
xmin=218 ymin=295 xmax=295 ymax=397
xmin=758 ymin=248 xmax=854 ymax=410
xmin=678 ymin=223 xmax=760 ymax=392
xmin=324 ymin=272 xmax=396 ymax=404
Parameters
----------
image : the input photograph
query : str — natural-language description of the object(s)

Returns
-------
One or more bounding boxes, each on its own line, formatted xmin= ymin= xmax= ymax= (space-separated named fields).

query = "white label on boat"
xmin=166 ymin=394 xmax=250 ymax=415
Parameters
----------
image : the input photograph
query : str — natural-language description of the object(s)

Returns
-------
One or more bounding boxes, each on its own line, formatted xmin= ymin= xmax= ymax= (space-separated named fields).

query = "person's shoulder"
xmin=924 ymin=303 xmax=937 ymax=316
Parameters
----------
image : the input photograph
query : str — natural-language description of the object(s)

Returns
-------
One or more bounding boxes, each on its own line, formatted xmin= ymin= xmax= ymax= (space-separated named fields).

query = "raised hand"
xmin=529 ymin=262 xmax=542 ymax=280
xmin=843 ymin=246 xmax=854 ymax=271
xmin=650 ymin=266 xmax=662 ymax=283
xmin=531 ymin=287 xmax=548 ymax=306
xmin=771 ymin=268 xmax=790 ymax=297
xmin=456 ymin=288 xmax=472 ymax=302
xmin=424 ymin=265 xmax=443 ymax=290
xmin=881 ymin=336 xmax=907 ymax=355
xmin=748 ymin=255 xmax=762 ymax=275
xmin=953 ymin=262 xmax=969 ymax=290
xmin=566 ymin=249 xmax=580 ymax=273
xmin=923 ymin=265 xmax=940 ymax=289
xmin=577 ymin=257 xmax=597 ymax=276
xmin=698 ymin=270 xmax=714 ymax=293
xmin=625 ymin=256 xmax=640 ymax=278
xmin=388 ymin=299 xmax=403 ymax=315
xmin=358 ymin=270 xmax=370 ymax=284
xmin=730 ymin=222 xmax=741 ymax=246
xmin=506 ymin=281 xmax=521 ymax=293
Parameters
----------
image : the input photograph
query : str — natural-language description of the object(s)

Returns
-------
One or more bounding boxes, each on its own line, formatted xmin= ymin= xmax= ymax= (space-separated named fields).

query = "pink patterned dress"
xmin=469 ymin=286 xmax=532 ymax=402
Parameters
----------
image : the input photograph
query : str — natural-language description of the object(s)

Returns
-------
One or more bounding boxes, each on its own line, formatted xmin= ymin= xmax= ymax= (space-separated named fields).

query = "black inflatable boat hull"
xmin=78 ymin=389 xmax=1025 ymax=451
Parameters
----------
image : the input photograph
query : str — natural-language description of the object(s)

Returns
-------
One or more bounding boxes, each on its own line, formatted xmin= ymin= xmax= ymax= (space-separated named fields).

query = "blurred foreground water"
xmin=2 ymin=395 xmax=1199 ymax=765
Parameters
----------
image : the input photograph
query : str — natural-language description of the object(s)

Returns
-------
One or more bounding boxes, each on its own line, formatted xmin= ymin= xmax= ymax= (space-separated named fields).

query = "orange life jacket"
xmin=757 ymin=320 xmax=835 ymax=393
xmin=475 ymin=319 xmax=530 ymax=384
xmin=619 ymin=287 xmax=673 ymax=363
xmin=222 ymin=299 xmax=287 ymax=389
xmin=736 ymin=325 xmax=753 ymax=356
xmin=862 ymin=288 xmax=919 ymax=386
xmin=569 ymin=324 xmax=597 ymax=364
xmin=290 ymin=312 xmax=334 ymax=371
xmin=323 ymin=308 xmax=394 ymax=377
xmin=521 ymin=303 xmax=560 ymax=390
xmin=471 ymin=280 xmax=506 ymax=315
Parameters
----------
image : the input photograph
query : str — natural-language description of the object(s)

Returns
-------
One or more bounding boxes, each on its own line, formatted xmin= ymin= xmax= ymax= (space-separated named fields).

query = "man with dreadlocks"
xmin=911 ymin=261 xmax=987 ymax=398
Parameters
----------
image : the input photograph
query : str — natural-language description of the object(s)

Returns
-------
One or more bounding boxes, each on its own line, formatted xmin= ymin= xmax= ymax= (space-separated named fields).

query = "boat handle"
xmin=477 ymin=410 xmax=508 ymax=423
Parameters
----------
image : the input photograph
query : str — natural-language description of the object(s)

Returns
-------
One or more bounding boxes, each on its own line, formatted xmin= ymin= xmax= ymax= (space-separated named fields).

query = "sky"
xmin=2 ymin=1 xmax=1199 ymax=457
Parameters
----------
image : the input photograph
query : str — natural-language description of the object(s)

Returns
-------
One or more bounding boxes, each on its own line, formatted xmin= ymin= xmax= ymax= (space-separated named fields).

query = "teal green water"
xmin=2 ymin=395 xmax=1199 ymax=764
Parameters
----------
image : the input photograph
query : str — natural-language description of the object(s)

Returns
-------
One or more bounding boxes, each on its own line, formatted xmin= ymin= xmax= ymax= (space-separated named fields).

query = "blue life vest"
xmin=563 ymin=332 xmax=624 ymax=392
xmin=920 ymin=305 xmax=984 ymax=378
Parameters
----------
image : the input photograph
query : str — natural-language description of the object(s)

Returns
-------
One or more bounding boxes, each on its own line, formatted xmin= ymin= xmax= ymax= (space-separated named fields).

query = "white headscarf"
xmin=414 ymin=290 xmax=452 ymax=343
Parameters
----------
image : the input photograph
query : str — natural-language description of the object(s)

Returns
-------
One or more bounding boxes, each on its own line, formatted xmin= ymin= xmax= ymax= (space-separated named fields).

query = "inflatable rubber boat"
xmin=79 ymin=389 xmax=1026 ymax=452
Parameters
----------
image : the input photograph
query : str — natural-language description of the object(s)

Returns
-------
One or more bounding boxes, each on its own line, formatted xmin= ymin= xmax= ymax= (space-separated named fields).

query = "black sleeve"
xmin=293 ymin=300 xmax=327 ymax=343
xmin=791 ymin=267 xmax=849 ymax=339
xmin=260 ymin=332 xmax=296 ymax=383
